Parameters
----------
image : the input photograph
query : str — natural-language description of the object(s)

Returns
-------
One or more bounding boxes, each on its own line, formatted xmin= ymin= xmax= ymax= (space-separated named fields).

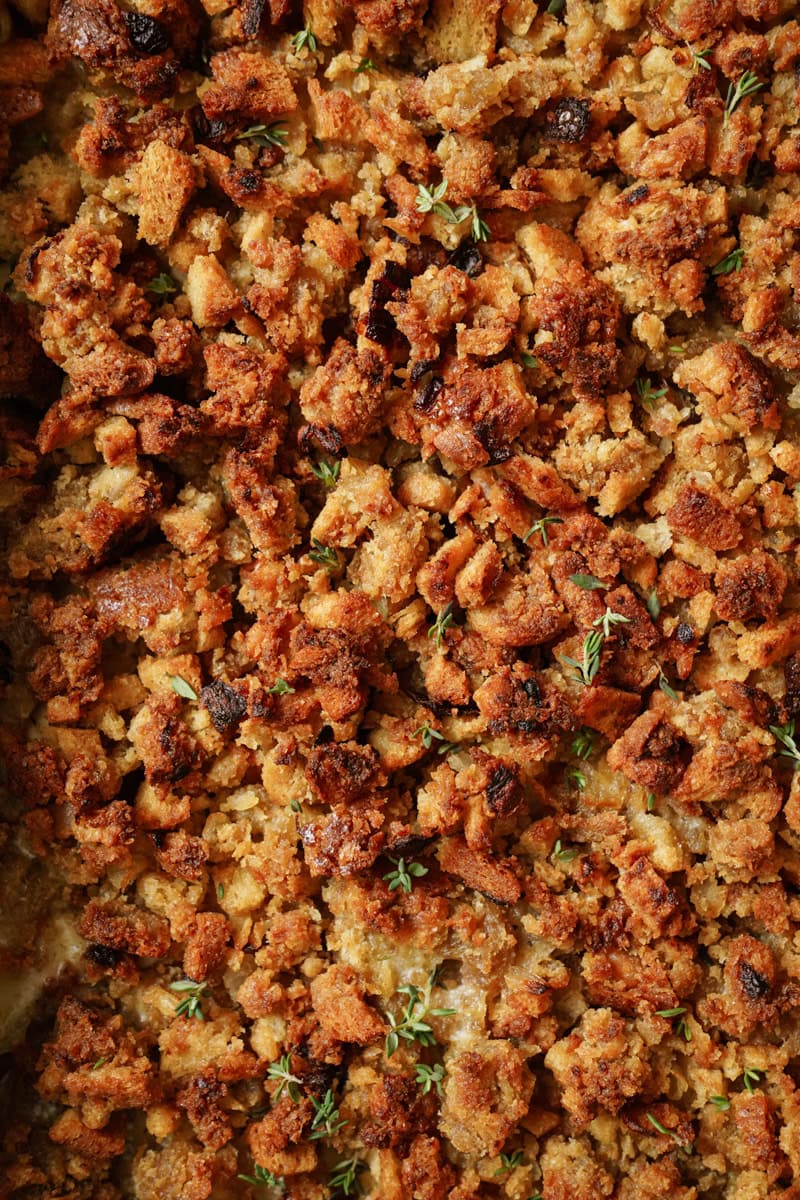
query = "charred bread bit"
xmin=714 ymin=550 xmax=787 ymax=624
xmin=607 ymin=710 xmax=692 ymax=794
xmin=2 ymin=1 xmax=800 ymax=1196
xmin=545 ymin=1007 xmax=654 ymax=1128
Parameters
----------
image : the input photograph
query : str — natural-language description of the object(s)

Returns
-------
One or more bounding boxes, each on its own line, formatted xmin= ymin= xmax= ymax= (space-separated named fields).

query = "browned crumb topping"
xmin=2 ymin=1 xmax=800 ymax=1198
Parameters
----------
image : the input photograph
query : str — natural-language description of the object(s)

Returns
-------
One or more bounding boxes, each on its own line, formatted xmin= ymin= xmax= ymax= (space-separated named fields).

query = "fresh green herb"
xmin=712 ymin=247 xmax=744 ymax=276
xmin=646 ymin=793 xmax=656 ymax=812
xmin=237 ymin=1165 xmax=285 ymax=1190
xmin=710 ymin=1095 xmax=731 ymax=1111
xmin=552 ymin=838 xmax=579 ymax=863
xmin=571 ymin=728 xmax=596 ymax=760
xmin=412 ymin=723 xmax=457 ymax=754
xmin=520 ymin=352 xmax=538 ymax=369
xmin=546 ymin=0 xmax=565 ymax=12
xmin=413 ymin=721 xmax=444 ymax=750
xmin=267 ymin=678 xmax=295 ymax=695
xmin=494 ymin=1150 xmax=525 ymax=1175
xmin=594 ymin=609 xmax=632 ymax=638
xmin=566 ymin=766 xmax=587 ymax=791
xmin=291 ymin=23 xmax=318 ymax=52
xmin=527 ymin=1195 xmax=543 ymax=1200
xmin=569 ymin=573 xmax=605 ymax=590
xmin=646 ymin=590 xmax=661 ymax=620
xmin=355 ymin=57 xmax=376 ymax=73
xmin=92 ymin=1057 xmax=108 ymax=1070
xmin=146 ymin=273 xmax=177 ymax=295
xmin=169 ymin=674 xmax=198 ymax=700
xmin=769 ymin=721 xmax=800 ymax=769
xmin=669 ymin=345 xmax=685 ymax=353
xmin=416 ymin=179 xmax=452 ymax=218
xmin=309 ymin=1089 xmax=347 ymax=1140
xmin=217 ymin=883 xmax=225 ymax=899
xmin=415 ymin=1062 xmax=445 ymax=1096
xmin=656 ymin=1007 xmax=691 ymax=1040
xmin=691 ymin=47 xmax=712 ymax=72
xmin=523 ymin=515 xmax=562 ymax=545
xmin=658 ymin=669 xmax=678 ymax=701
xmin=237 ymin=122 xmax=288 ymax=148
xmin=170 ymin=979 xmax=206 ymax=1021
xmin=454 ymin=203 xmax=489 ymax=242
xmin=635 ymin=377 xmax=668 ymax=410
xmin=328 ymin=1158 xmax=364 ymax=1198
xmin=311 ymin=459 xmax=340 ymax=487
xmin=646 ymin=1113 xmax=671 ymax=1137
xmin=742 ymin=1067 xmax=762 ymax=1094
xmin=724 ymin=70 xmax=763 ymax=124
xmin=561 ymin=629 xmax=604 ymax=687
xmin=385 ymin=983 xmax=455 ymax=1058
xmin=267 ymin=1053 xmax=302 ymax=1102
xmin=428 ymin=602 xmax=455 ymax=649
xmin=289 ymin=798 xmax=303 ymax=813
xmin=309 ymin=539 xmax=339 ymax=570
xmin=417 ymin=184 xmax=484 ymax=234
xmin=383 ymin=855 xmax=428 ymax=894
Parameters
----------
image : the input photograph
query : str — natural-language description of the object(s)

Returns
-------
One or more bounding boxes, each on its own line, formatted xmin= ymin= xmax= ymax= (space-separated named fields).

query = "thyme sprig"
xmin=635 ymin=377 xmax=668 ymax=410
xmin=523 ymin=515 xmax=563 ymax=545
xmin=428 ymin=602 xmax=455 ymax=649
xmin=385 ymin=979 xmax=455 ymax=1058
xmin=169 ymin=675 xmax=197 ymax=700
xmin=712 ymin=247 xmax=744 ymax=276
xmin=724 ymin=71 xmax=763 ymax=124
xmin=770 ymin=720 xmax=800 ymax=769
xmin=237 ymin=1165 xmax=284 ymax=1190
xmin=266 ymin=1053 xmax=302 ymax=1103
xmin=328 ymin=1157 xmax=364 ymax=1197
xmin=169 ymin=979 xmax=206 ymax=1020
xmin=236 ymin=123 xmax=288 ymax=148
xmin=383 ymin=856 xmax=428 ymax=894
xmin=311 ymin=459 xmax=340 ymax=487
xmin=309 ymin=1089 xmax=347 ymax=1140
xmin=291 ymin=23 xmax=317 ymax=52
xmin=594 ymin=609 xmax=631 ymax=638
xmin=561 ymin=629 xmax=604 ymax=687
xmin=414 ymin=1062 xmax=445 ymax=1096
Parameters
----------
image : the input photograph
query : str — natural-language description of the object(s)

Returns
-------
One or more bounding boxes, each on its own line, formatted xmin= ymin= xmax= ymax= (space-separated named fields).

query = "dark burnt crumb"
xmin=544 ymin=98 xmax=591 ymax=143
xmin=124 ymin=13 xmax=170 ymax=56
xmin=447 ymin=240 xmax=483 ymax=277
xmin=2 ymin=3 xmax=799 ymax=1198
xmin=201 ymin=680 xmax=248 ymax=733
xmin=414 ymin=374 xmax=443 ymax=412
xmin=410 ymin=358 xmax=437 ymax=383
xmin=87 ymin=944 xmax=120 ymax=967
xmin=365 ymin=307 xmax=396 ymax=345
xmin=622 ymin=183 xmax=649 ymax=206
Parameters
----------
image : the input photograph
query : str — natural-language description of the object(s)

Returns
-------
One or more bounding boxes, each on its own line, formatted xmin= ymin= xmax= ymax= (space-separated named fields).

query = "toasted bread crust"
xmin=2 ymin=2 xmax=800 ymax=1198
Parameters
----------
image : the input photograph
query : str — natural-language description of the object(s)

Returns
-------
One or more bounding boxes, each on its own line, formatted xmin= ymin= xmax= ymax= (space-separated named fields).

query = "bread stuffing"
xmin=2 ymin=0 xmax=800 ymax=1197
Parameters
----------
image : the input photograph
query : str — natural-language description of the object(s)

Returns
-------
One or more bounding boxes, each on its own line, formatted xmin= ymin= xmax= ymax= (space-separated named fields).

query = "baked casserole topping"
xmin=2 ymin=0 xmax=800 ymax=1197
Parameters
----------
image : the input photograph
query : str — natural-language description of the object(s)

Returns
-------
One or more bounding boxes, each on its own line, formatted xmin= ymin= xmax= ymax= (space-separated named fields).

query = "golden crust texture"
xmin=2 ymin=1 xmax=800 ymax=1199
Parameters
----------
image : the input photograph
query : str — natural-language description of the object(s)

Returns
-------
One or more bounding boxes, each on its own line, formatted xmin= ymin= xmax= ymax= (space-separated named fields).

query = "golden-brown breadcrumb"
xmin=2 ymin=1 xmax=800 ymax=1198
